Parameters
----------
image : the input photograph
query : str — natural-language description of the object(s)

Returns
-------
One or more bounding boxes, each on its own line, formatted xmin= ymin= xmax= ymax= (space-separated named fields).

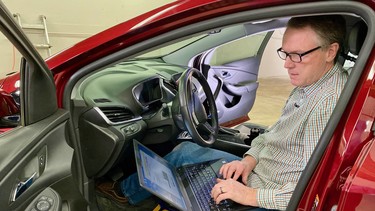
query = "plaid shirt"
xmin=245 ymin=63 xmax=348 ymax=210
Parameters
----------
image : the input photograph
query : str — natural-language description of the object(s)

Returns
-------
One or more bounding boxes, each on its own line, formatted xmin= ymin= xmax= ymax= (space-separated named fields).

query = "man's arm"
xmin=256 ymin=182 xmax=296 ymax=210
xmin=244 ymin=133 xmax=266 ymax=162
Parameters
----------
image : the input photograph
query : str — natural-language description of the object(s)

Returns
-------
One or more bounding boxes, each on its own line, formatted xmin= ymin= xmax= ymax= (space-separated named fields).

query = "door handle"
xmin=221 ymin=71 xmax=231 ymax=78
xmin=12 ymin=172 xmax=37 ymax=201
xmin=213 ymin=75 xmax=223 ymax=100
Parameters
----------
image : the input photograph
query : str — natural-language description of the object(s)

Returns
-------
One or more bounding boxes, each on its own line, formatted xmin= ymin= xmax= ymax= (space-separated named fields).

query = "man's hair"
xmin=287 ymin=15 xmax=346 ymax=62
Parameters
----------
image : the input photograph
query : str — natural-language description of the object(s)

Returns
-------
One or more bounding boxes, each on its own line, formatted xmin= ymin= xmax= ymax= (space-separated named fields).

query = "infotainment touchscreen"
xmin=133 ymin=78 xmax=162 ymax=106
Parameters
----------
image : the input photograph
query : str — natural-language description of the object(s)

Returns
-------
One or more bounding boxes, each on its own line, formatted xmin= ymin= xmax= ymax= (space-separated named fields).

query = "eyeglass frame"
xmin=277 ymin=46 xmax=322 ymax=63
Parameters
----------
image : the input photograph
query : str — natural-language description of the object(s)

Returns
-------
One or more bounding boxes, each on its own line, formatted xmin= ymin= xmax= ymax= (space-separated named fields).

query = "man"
xmin=96 ymin=15 xmax=347 ymax=211
xmin=211 ymin=15 xmax=347 ymax=210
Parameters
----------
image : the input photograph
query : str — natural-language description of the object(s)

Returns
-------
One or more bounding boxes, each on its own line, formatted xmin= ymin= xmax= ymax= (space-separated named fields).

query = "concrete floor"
xmin=247 ymin=77 xmax=294 ymax=127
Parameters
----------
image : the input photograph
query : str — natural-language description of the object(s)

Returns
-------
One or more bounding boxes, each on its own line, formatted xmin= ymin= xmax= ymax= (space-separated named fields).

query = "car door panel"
xmin=207 ymin=57 xmax=259 ymax=124
xmin=24 ymin=187 xmax=62 ymax=211
xmin=0 ymin=109 xmax=72 ymax=210
xmin=196 ymin=30 xmax=273 ymax=126
xmin=337 ymin=138 xmax=375 ymax=210
xmin=0 ymin=3 xmax=85 ymax=210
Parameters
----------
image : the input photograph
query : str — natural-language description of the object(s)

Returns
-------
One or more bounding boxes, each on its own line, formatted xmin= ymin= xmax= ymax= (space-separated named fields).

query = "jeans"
xmin=120 ymin=141 xmax=241 ymax=205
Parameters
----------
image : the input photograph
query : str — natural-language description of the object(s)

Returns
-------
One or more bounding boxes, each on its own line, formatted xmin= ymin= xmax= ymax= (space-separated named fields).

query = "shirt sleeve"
xmin=256 ymin=182 xmax=296 ymax=210
xmin=243 ymin=133 xmax=266 ymax=162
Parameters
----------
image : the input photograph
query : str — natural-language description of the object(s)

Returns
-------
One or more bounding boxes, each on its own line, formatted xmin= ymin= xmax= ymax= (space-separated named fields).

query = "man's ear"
xmin=326 ymin=43 xmax=340 ymax=62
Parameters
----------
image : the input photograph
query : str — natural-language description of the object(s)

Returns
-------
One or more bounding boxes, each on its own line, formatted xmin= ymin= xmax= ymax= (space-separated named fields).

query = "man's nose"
xmin=284 ymin=56 xmax=295 ymax=68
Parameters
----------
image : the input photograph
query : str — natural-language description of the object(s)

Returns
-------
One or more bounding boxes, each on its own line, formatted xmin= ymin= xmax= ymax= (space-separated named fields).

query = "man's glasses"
xmin=277 ymin=46 xmax=321 ymax=63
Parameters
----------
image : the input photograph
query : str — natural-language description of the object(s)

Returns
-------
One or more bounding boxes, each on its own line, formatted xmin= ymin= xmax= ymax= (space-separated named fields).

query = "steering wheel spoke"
xmin=197 ymin=122 xmax=215 ymax=136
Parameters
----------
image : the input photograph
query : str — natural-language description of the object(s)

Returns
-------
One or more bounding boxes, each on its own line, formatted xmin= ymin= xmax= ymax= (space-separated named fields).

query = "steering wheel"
xmin=177 ymin=68 xmax=219 ymax=146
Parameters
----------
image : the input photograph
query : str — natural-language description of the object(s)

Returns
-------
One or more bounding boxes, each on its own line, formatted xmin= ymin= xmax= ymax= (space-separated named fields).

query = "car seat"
xmin=342 ymin=20 xmax=367 ymax=71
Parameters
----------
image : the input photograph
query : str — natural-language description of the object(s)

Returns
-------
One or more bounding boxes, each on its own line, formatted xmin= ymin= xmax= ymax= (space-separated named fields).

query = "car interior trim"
xmin=93 ymin=107 xmax=142 ymax=126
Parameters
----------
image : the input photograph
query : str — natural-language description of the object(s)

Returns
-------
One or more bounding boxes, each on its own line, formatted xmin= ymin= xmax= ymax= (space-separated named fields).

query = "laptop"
xmin=134 ymin=140 xmax=254 ymax=211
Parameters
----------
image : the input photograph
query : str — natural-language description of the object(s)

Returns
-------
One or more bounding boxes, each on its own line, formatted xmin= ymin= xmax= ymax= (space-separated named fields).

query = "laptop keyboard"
xmin=184 ymin=162 xmax=232 ymax=211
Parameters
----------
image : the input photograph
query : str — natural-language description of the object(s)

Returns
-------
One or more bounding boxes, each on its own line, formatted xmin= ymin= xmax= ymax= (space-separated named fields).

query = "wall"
xmin=259 ymin=28 xmax=288 ymax=78
xmin=0 ymin=0 xmax=173 ymax=78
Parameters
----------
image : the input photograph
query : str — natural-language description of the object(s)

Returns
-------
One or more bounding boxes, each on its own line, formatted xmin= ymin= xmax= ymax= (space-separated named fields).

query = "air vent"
xmin=98 ymin=107 xmax=136 ymax=123
xmin=93 ymin=98 xmax=112 ymax=103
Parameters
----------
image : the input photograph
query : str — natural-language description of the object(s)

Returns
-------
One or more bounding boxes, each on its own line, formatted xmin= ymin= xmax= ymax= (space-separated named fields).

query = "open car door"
xmin=0 ymin=3 xmax=84 ymax=210
xmin=190 ymin=20 xmax=287 ymax=127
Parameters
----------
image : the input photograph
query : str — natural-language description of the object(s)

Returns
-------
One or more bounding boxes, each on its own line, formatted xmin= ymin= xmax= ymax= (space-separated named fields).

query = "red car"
xmin=0 ymin=72 xmax=20 ymax=129
xmin=0 ymin=0 xmax=374 ymax=211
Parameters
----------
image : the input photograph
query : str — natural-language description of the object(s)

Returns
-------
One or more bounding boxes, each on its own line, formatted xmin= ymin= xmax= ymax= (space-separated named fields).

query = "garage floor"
xmin=247 ymin=77 xmax=294 ymax=127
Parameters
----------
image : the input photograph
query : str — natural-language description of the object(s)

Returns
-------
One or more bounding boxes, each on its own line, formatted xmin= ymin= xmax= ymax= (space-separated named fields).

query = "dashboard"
xmin=71 ymin=58 xmax=251 ymax=179
xmin=77 ymin=60 xmax=183 ymax=116
xmin=71 ymin=59 xmax=186 ymax=178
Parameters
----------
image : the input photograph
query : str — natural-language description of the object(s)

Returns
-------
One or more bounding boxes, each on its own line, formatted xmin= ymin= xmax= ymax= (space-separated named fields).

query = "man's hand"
xmin=211 ymin=178 xmax=258 ymax=206
xmin=219 ymin=155 xmax=256 ymax=185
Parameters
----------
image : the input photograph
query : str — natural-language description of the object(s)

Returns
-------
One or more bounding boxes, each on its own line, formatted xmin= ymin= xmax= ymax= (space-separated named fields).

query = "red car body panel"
xmin=0 ymin=74 xmax=20 ymax=116
xmin=0 ymin=72 xmax=19 ymax=94
xmin=0 ymin=89 xmax=18 ymax=116
xmin=339 ymin=138 xmax=375 ymax=210
xmin=1 ymin=0 xmax=374 ymax=210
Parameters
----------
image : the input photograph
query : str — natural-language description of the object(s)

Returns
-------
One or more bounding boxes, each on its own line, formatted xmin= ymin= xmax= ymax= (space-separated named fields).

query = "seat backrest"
xmin=342 ymin=20 xmax=367 ymax=72
xmin=348 ymin=20 xmax=367 ymax=57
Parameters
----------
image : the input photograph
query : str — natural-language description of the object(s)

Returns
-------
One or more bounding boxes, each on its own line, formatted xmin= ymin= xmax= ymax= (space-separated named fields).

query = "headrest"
xmin=348 ymin=21 xmax=367 ymax=55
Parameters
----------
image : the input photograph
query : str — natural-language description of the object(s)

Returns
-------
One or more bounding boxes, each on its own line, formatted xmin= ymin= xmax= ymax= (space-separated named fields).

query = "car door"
xmin=196 ymin=31 xmax=273 ymax=126
xmin=0 ymin=3 xmax=84 ymax=211
xmin=337 ymin=137 xmax=375 ymax=210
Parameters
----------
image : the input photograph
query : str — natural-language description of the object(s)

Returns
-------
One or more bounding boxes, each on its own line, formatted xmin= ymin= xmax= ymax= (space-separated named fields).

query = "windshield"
xmin=135 ymin=34 xmax=207 ymax=58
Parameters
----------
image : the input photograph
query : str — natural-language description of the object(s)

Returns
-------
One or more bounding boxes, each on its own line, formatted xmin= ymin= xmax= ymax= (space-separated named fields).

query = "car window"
xmin=0 ymin=32 xmax=21 ymax=132
xmin=136 ymin=34 xmax=207 ymax=58
xmin=0 ymin=33 xmax=21 ymax=77
xmin=209 ymin=32 xmax=268 ymax=65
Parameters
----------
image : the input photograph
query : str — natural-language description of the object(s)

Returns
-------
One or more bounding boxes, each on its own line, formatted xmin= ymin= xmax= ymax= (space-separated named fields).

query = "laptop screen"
xmin=134 ymin=141 xmax=188 ymax=211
